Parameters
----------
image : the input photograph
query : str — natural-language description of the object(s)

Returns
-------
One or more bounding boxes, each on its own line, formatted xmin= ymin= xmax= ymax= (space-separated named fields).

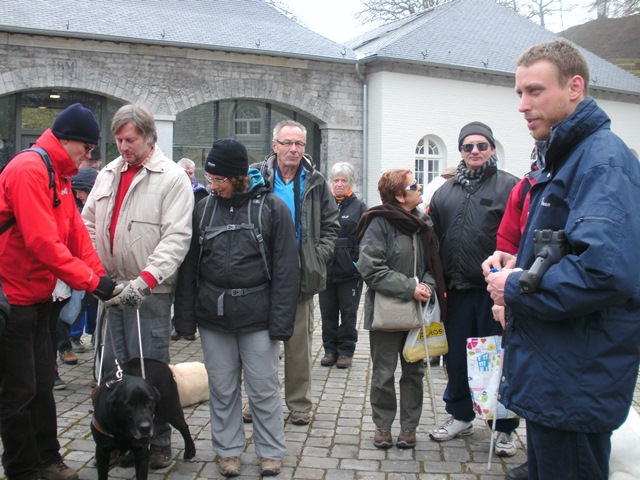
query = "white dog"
xmin=610 ymin=407 xmax=640 ymax=480
xmin=168 ymin=362 xmax=209 ymax=408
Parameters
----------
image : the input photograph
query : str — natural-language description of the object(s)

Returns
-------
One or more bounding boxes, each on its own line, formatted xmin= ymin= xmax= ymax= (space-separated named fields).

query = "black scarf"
xmin=355 ymin=202 xmax=447 ymax=322
xmin=454 ymin=155 xmax=498 ymax=189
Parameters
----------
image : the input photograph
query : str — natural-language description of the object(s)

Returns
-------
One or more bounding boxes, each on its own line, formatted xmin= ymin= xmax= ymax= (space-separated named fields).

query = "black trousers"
xmin=318 ymin=278 xmax=363 ymax=357
xmin=0 ymin=299 xmax=61 ymax=480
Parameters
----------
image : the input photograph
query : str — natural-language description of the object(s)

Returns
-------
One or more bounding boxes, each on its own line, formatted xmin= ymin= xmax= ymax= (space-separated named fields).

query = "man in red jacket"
xmin=0 ymin=103 xmax=117 ymax=480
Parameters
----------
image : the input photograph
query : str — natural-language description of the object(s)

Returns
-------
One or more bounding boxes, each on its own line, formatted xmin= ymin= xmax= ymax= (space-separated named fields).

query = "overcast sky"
xmin=281 ymin=0 xmax=598 ymax=44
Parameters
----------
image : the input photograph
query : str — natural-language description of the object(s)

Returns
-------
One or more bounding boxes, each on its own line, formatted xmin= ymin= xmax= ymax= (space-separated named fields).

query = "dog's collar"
xmin=92 ymin=417 xmax=115 ymax=438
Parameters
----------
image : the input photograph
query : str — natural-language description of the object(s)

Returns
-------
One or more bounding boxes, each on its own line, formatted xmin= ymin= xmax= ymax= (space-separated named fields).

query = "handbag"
xmin=371 ymin=234 xmax=422 ymax=332
xmin=402 ymin=295 xmax=448 ymax=362
xmin=59 ymin=289 xmax=86 ymax=325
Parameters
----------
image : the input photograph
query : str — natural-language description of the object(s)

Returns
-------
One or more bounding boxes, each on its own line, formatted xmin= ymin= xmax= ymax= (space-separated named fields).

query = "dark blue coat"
xmin=502 ymin=97 xmax=640 ymax=433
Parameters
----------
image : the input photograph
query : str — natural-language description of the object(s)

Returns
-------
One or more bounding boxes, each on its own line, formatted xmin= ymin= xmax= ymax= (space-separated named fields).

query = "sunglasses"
xmin=405 ymin=180 xmax=420 ymax=191
xmin=83 ymin=144 xmax=96 ymax=154
xmin=461 ymin=142 xmax=490 ymax=153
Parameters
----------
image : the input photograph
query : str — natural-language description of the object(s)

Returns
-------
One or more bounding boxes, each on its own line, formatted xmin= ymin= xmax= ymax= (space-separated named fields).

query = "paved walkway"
xmin=1 ymin=296 xmax=639 ymax=479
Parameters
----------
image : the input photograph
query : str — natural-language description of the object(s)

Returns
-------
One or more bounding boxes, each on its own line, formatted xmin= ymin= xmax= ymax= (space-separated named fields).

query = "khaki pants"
xmin=283 ymin=297 xmax=314 ymax=413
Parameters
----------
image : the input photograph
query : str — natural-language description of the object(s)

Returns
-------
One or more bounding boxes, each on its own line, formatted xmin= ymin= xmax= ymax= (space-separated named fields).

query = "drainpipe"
xmin=355 ymin=61 xmax=368 ymax=205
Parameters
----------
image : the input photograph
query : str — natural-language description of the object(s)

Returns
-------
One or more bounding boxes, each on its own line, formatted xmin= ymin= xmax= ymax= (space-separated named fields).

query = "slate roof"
xmin=346 ymin=0 xmax=640 ymax=95
xmin=0 ymin=0 xmax=356 ymax=62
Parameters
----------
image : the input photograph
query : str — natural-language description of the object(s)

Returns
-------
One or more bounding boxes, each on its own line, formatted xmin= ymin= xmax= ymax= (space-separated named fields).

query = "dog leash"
xmin=136 ymin=308 xmax=146 ymax=380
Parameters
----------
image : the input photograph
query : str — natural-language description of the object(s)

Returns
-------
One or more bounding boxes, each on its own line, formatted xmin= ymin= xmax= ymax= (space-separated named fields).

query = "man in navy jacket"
xmin=484 ymin=40 xmax=640 ymax=480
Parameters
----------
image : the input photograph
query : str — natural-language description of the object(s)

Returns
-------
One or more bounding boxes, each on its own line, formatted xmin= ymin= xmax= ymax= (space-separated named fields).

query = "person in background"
xmin=83 ymin=103 xmax=193 ymax=469
xmin=178 ymin=157 xmax=209 ymax=204
xmin=421 ymin=166 xmax=456 ymax=211
xmin=484 ymin=39 xmax=640 ymax=480
xmin=246 ymin=119 xmax=339 ymax=426
xmin=174 ymin=139 xmax=299 ymax=477
xmin=0 ymin=103 xmax=117 ymax=480
xmin=319 ymin=162 xmax=366 ymax=369
xmin=428 ymin=121 xmax=519 ymax=457
xmin=69 ymin=167 xmax=100 ymax=355
xmin=356 ymin=168 xmax=445 ymax=450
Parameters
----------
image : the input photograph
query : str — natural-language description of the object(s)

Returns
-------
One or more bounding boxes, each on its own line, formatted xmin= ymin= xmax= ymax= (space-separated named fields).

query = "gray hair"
xmin=177 ymin=158 xmax=195 ymax=169
xmin=329 ymin=162 xmax=356 ymax=185
xmin=111 ymin=104 xmax=158 ymax=146
xmin=272 ymin=120 xmax=307 ymax=140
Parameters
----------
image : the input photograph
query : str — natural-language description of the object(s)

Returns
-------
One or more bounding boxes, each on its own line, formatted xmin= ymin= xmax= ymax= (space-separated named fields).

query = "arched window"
xmin=415 ymin=136 xmax=442 ymax=186
xmin=234 ymin=103 xmax=261 ymax=136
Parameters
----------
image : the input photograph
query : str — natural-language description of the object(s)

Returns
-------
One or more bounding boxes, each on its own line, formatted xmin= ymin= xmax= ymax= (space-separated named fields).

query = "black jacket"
xmin=326 ymin=193 xmax=367 ymax=283
xmin=429 ymin=165 xmax=518 ymax=289
xmin=173 ymin=178 xmax=300 ymax=341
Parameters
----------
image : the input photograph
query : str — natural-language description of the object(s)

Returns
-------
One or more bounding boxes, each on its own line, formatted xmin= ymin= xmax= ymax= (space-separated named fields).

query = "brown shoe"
xmin=59 ymin=350 xmax=78 ymax=365
xmin=260 ymin=457 xmax=281 ymax=476
xmin=218 ymin=456 xmax=241 ymax=477
xmin=320 ymin=353 xmax=337 ymax=366
xmin=373 ymin=425 xmax=392 ymax=449
xmin=149 ymin=444 xmax=172 ymax=469
xmin=289 ymin=410 xmax=312 ymax=425
xmin=336 ymin=355 xmax=352 ymax=369
xmin=397 ymin=425 xmax=416 ymax=449
xmin=39 ymin=460 xmax=78 ymax=480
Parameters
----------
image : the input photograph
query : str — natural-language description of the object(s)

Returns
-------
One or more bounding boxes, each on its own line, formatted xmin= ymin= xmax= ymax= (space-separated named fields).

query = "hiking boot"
xmin=336 ymin=355 xmax=352 ymax=369
xmin=39 ymin=460 xmax=78 ymax=480
xmin=59 ymin=350 xmax=78 ymax=365
xmin=71 ymin=338 xmax=85 ymax=353
xmin=289 ymin=410 xmax=312 ymax=425
xmin=259 ymin=457 xmax=281 ymax=476
xmin=53 ymin=374 xmax=67 ymax=391
xmin=242 ymin=403 xmax=252 ymax=423
xmin=429 ymin=416 xmax=474 ymax=441
xmin=320 ymin=353 xmax=337 ymax=366
xmin=373 ymin=425 xmax=392 ymax=449
xmin=396 ymin=425 xmax=417 ymax=449
xmin=218 ymin=456 xmax=241 ymax=477
xmin=494 ymin=431 xmax=517 ymax=457
xmin=149 ymin=444 xmax=172 ymax=469
xmin=505 ymin=461 xmax=528 ymax=480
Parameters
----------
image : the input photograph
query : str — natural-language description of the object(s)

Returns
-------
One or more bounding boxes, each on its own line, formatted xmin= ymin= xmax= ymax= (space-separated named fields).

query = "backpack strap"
xmin=248 ymin=194 xmax=271 ymax=281
xmin=0 ymin=147 xmax=59 ymax=236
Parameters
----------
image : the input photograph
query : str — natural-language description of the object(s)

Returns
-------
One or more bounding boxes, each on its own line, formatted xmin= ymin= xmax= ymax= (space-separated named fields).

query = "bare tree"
xmin=356 ymin=0 xmax=452 ymax=24
xmin=587 ymin=0 xmax=639 ymax=17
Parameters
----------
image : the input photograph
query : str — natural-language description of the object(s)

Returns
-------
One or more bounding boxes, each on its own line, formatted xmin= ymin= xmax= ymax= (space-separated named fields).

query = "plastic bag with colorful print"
xmin=466 ymin=335 xmax=517 ymax=420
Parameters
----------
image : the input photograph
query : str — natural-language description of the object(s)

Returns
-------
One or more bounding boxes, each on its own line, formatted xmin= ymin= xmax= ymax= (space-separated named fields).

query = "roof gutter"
xmin=355 ymin=61 xmax=368 ymax=205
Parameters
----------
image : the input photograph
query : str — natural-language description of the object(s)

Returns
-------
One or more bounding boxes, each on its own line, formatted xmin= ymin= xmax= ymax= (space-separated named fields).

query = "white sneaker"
xmin=429 ymin=416 xmax=474 ymax=441
xmin=494 ymin=431 xmax=517 ymax=457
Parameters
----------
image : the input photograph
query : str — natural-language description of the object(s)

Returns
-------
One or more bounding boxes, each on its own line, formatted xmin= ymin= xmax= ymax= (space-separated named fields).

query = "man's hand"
xmin=92 ymin=276 xmax=117 ymax=302
xmin=492 ymin=304 xmax=506 ymax=329
xmin=105 ymin=276 xmax=150 ymax=309
xmin=481 ymin=251 xmax=517 ymax=277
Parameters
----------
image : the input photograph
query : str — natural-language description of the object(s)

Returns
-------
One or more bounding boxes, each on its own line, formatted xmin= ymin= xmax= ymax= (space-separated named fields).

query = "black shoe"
xmin=149 ymin=445 xmax=172 ymax=469
xmin=53 ymin=375 xmax=67 ymax=391
xmin=505 ymin=461 xmax=528 ymax=480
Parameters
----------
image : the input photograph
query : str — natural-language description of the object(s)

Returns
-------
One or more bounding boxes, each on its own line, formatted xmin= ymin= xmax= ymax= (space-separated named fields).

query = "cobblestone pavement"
xmin=1 ymin=296 xmax=639 ymax=479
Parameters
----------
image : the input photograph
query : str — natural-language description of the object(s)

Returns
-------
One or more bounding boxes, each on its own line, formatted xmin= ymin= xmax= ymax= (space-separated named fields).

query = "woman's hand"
xmin=413 ymin=282 xmax=432 ymax=302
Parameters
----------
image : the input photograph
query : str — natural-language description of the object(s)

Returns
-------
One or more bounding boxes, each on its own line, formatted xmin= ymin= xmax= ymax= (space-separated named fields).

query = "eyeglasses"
xmin=83 ymin=144 xmax=96 ymax=154
xmin=405 ymin=180 xmax=420 ymax=191
xmin=274 ymin=139 xmax=306 ymax=149
xmin=461 ymin=142 xmax=490 ymax=153
xmin=205 ymin=174 xmax=229 ymax=185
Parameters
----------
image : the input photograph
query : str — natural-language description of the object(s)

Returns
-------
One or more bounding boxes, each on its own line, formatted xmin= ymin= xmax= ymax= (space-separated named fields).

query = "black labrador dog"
xmin=91 ymin=358 xmax=196 ymax=480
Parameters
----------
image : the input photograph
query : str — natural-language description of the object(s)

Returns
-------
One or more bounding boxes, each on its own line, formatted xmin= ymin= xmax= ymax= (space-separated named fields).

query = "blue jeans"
xmin=527 ymin=420 xmax=610 ymax=479
xmin=100 ymin=293 xmax=173 ymax=447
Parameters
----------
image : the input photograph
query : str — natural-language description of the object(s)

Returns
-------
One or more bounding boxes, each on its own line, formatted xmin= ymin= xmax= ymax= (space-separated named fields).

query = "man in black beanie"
xmin=0 ymin=103 xmax=115 ymax=480
xmin=428 ymin=121 xmax=519 ymax=457
xmin=0 ymin=103 xmax=118 ymax=480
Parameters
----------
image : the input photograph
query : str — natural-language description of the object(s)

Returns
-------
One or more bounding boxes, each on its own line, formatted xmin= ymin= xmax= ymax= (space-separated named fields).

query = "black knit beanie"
xmin=71 ymin=167 xmax=98 ymax=194
xmin=204 ymin=139 xmax=248 ymax=178
xmin=52 ymin=103 xmax=101 ymax=145
xmin=458 ymin=121 xmax=496 ymax=150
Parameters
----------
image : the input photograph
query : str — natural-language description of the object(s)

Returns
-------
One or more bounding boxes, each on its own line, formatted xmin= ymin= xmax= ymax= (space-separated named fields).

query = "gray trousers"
xmin=100 ymin=293 xmax=173 ymax=447
xmin=369 ymin=329 xmax=424 ymax=428
xmin=200 ymin=327 xmax=286 ymax=460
